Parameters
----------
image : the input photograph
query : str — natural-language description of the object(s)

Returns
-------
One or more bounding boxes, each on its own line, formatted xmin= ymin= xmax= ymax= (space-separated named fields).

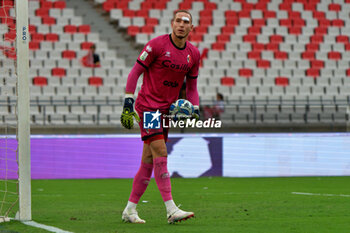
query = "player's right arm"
xmin=121 ymin=63 xmax=145 ymax=129
xmin=121 ymin=38 xmax=160 ymax=129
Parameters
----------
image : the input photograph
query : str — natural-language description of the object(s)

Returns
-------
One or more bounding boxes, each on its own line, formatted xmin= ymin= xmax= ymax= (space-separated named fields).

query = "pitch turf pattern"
xmin=1 ymin=177 xmax=350 ymax=233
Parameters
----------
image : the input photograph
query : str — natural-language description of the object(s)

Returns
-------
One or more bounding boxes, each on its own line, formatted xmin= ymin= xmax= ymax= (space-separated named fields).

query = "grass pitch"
xmin=1 ymin=176 xmax=350 ymax=233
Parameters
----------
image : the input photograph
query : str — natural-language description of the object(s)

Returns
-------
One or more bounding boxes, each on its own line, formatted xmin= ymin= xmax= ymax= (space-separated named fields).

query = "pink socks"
xmin=153 ymin=157 xmax=172 ymax=202
xmin=128 ymin=157 xmax=173 ymax=204
xmin=128 ymin=162 xmax=153 ymax=204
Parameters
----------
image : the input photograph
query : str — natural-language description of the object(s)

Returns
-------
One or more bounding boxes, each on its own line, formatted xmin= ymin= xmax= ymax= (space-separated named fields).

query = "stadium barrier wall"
xmin=1 ymin=133 xmax=350 ymax=179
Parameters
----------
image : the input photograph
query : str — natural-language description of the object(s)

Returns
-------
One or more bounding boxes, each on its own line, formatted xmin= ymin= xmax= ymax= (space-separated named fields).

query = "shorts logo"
xmin=140 ymin=51 xmax=148 ymax=61
xmin=143 ymin=110 xmax=162 ymax=129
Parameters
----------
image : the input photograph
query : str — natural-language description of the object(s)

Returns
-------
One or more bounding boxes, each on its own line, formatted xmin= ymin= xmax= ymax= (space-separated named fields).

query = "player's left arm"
xmin=186 ymin=50 xmax=200 ymax=120
xmin=186 ymin=77 xmax=200 ymax=120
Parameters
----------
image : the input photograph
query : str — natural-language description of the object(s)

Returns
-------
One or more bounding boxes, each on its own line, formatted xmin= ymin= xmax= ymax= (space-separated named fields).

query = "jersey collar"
xmin=169 ymin=34 xmax=187 ymax=50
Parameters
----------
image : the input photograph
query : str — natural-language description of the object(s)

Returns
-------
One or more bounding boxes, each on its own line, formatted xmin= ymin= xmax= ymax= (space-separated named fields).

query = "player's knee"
xmin=154 ymin=146 xmax=167 ymax=157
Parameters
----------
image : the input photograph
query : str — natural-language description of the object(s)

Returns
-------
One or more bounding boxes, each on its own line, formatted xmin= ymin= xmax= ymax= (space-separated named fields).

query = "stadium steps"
xmin=65 ymin=0 xmax=139 ymax=66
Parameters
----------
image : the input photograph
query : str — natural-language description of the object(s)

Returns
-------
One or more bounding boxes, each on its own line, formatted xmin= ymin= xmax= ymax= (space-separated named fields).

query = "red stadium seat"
xmin=145 ymin=18 xmax=158 ymax=26
xmin=248 ymin=51 xmax=261 ymax=59
xmin=253 ymin=19 xmax=266 ymax=27
xmin=269 ymin=35 xmax=283 ymax=43
xmin=127 ymin=26 xmax=139 ymax=36
xmin=62 ymin=50 xmax=77 ymax=60
xmin=221 ymin=26 xmax=234 ymax=35
xmin=64 ymin=25 xmax=77 ymax=34
xmin=102 ymin=1 xmax=115 ymax=12
xmin=332 ymin=19 xmax=344 ymax=27
xmin=221 ymin=77 xmax=235 ymax=86
xmin=42 ymin=17 xmax=56 ymax=25
xmin=257 ymin=60 xmax=270 ymax=69
xmin=252 ymin=43 xmax=265 ymax=51
xmin=226 ymin=17 xmax=239 ymax=26
xmin=275 ymin=77 xmax=289 ymax=86
xmin=274 ymin=51 xmax=288 ymax=60
xmin=141 ymin=25 xmax=154 ymax=34
xmin=310 ymin=35 xmax=323 ymax=43
xmin=302 ymin=51 xmax=315 ymax=60
xmin=248 ymin=26 xmax=261 ymax=35
xmin=217 ymin=34 xmax=230 ymax=42
xmin=35 ymin=8 xmax=49 ymax=17
xmin=29 ymin=25 xmax=37 ymax=34
xmin=199 ymin=17 xmax=212 ymax=26
xmin=289 ymin=27 xmax=301 ymax=35
xmin=29 ymin=41 xmax=40 ymax=50
xmin=33 ymin=76 xmax=48 ymax=86
xmin=136 ymin=10 xmax=148 ymax=17
xmin=52 ymin=68 xmax=66 ymax=77
xmin=314 ymin=27 xmax=328 ymax=35
xmin=239 ymin=68 xmax=253 ymax=78
xmin=153 ymin=1 xmax=167 ymax=9
xmin=336 ymin=35 xmax=349 ymax=44
xmin=81 ymin=42 xmax=94 ymax=50
xmin=263 ymin=11 xmax=276 ymax=18
xmin=266 ymin=43 xmax=279 ymax=51
xmin=31 ymin=33 xmax=45 ymax=42
xmin=53 ymin=1 xmax=66 ymax=9
xmin=194 ymin=26 xmax=207 ymax=35
xmin=41 ymin=1 xmax=53 ymax=8
xmin=4 ymin=32 xmax=15 ymax=41
xmin=45 ymin=33 xmax=59 ymax=42
xmin=311 ymin=60 xmax=324 ymax=69
xmin=89 ymin=77 xmax=103 ymax=86
xmin=328 ymin=3 xmax=341 ymax=11
xmin=328 ymin=52 xmax=341 ymax=60
xmin=123 ymin=9 xmax=135 ymax=17
xmin=211 ymin=42 xmax=225 ymax=51
xmin=306 ymin=43 xmax=319 ymax=52
xmin=78 ymin=25 xmax=91 ymax=34
xmin=243 ymin=35 xmax=256 ymax=43
xmin=189 ymin=34 xmax=202 ymax=42
xmin=306 ymin=68 xmax=320 ymax=78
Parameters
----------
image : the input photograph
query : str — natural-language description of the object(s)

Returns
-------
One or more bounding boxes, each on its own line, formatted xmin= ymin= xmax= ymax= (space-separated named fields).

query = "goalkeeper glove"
xmin=120 ymin=97 xmax=140 ymax=129
xmin=192 ymin=105 xmax=200 ymax=121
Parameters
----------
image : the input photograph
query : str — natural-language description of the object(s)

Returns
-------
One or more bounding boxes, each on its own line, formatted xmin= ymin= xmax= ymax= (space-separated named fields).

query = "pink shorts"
xmin=135 ymin=104 xmax=169 ymax=143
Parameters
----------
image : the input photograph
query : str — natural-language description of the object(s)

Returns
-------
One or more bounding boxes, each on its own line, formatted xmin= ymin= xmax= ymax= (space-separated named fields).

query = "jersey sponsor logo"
xmin=163 ymin=80 xmax=179 ymax=88
xmin=140 ymin=51 xmax=148 ymax=61
xmin=162 ymin=60 xmax=190 ymax=72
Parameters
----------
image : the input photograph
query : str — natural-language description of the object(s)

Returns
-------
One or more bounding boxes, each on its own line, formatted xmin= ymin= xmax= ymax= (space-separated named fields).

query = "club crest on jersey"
xmin=140 ymin=51 xmax=148 ymax=61
xmin=165 ymin=51 xmax=171 ymax=57
xmin=187 ymin=54 xmax=191 ymax=63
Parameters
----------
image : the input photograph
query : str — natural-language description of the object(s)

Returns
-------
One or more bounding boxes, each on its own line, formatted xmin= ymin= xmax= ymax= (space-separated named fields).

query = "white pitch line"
xmin=292 ymin=192 xmax=350 ymax=197
xmin=21 ymin=220 xmax=74 ymax=233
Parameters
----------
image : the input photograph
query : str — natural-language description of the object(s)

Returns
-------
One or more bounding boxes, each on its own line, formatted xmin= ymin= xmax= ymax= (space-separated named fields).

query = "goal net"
xmin=0 ymin=0 xmax=31 ymax=222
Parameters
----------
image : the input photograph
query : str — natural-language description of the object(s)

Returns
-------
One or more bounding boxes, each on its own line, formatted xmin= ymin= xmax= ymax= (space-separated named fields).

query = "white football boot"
xmin=167 ymin=208 xmax=194 ymax=224
xmin=122 ymin=209 xmax=146 ymax=224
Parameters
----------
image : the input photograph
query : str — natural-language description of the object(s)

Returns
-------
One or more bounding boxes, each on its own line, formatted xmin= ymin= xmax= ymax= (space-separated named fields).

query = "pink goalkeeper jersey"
xmin=135 ymin=34 xmax=200 ymax=111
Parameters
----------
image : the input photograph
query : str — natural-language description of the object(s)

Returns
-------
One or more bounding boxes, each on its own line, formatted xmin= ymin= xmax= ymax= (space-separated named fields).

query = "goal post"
xmin=16 ymin=0 xmax=31 ymax=221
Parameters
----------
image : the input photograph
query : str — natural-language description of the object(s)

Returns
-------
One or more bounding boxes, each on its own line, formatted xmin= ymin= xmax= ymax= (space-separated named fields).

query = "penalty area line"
xmin=291 ymin=192 xmax=350 ymax=197
xmin=20 ymin=220 xmax=74 ymax=233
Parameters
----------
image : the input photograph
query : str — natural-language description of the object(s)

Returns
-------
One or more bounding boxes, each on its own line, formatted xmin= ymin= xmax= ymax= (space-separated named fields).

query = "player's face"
xmin=171 ymin=12 xmax=193 ymax=40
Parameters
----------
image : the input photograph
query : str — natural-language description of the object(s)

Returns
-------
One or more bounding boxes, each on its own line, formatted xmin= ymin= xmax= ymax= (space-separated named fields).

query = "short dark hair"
xmin=217 ymin=93 xmax=224 ymax=100
xmin=172 ymin=10 xmax=193 ymax=23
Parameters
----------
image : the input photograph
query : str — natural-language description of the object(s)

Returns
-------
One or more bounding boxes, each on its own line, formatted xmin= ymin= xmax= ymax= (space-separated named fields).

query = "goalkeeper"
xmin=120 ymin=10 xmax=200 ymax=224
